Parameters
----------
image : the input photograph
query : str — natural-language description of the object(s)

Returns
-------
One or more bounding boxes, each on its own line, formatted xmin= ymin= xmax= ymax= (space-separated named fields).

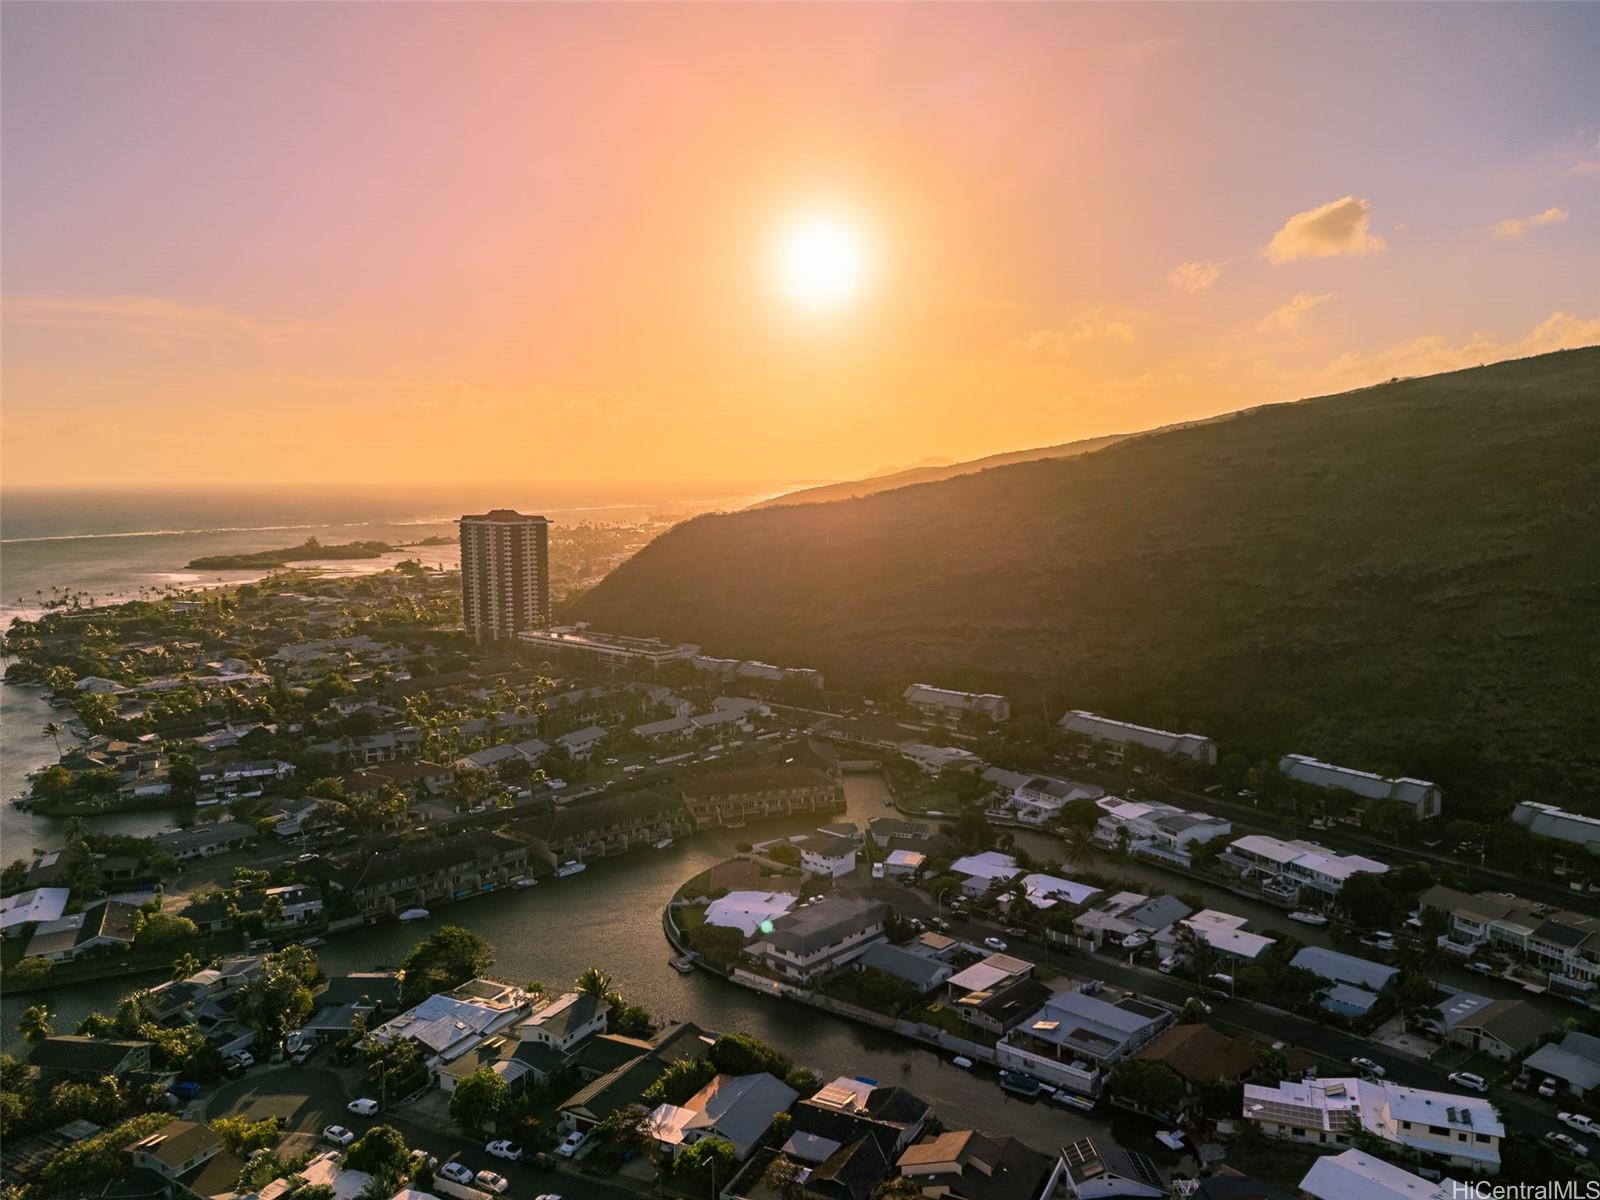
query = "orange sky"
xmin=3 ymin=3 xmax=1597 ymax=489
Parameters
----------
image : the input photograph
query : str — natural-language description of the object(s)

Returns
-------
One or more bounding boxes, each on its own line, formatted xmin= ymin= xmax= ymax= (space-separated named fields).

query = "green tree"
xmin=139 ymin=913 xmax=199 ymax=949
xmin=168 ymin=754 xmax=202 ymax=806
xmin=238 ymin=961 xmax=314 ymax=1044
xmin=673 ymin=1136 xmax=737 ymax=1192
xmin=1107 ymin=1059 xmax=1184 ymax=1115
xmin=18 ymin=1003 xmax=54 ymax=1044
xmin=448 ymin=1066 xmax=508 ymax=1132
xmin=709 ymin=1032 xmax=791 ymax=1079
xmin=400 ymin=926 xmax=494 ymax=1004
xmin=642 ymin=1057 xmax=717 ymax=1106
xmin=42 ymin=721 xmax=65 ymax=759
xmin=209 ymin=1114 xmax=281 ymax=1156
xmin=1337 ymin=872 xmax=1396 ymax=930
xmin=575 ymin=966 xmax=618 ymax=1003
xmin=36 ymin=1113 xmax=172 ymax=1193
xmin=345 ymin=1123 xmax=412 ymax=1180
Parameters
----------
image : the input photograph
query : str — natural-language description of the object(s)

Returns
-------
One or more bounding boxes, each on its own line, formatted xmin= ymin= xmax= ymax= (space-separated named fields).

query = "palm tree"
xmin=42 ymin=721 xmax=64 ymax=760
xmin=1061 ymin=827 xmax=1095 ymax=867
xmin=575 ymin=966 xmax=617 ymax=1004
xmin=18 ymin=1003 xmax=53 ymax=1043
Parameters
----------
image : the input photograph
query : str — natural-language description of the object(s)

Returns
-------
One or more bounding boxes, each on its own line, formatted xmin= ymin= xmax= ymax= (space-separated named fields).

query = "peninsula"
xmin=185 ymin=537 xmax=395 ymax=569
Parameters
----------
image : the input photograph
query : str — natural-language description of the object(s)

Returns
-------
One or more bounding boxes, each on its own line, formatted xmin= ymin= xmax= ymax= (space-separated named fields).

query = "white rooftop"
xmin=1300 ymin=1150 xmax=1458 ymax=1200
xmin=703 ymin=890 xmax=798 ymax=937
xmin=950 ymin=851 xmax=1021 ymax=882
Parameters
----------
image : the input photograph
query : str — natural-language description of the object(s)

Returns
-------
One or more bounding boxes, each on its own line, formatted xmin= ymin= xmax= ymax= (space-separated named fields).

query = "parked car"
xmin=322 ymin=1125 xmax=354 ymax=1147
xmin=931 ymin=918 xmax=952 ymax=932
xmin=439 ymin=1162 xmax=475 ymax=1184
xmin=1448 ymin=1072 xmax=1489 ymax=1093
xmin=291 ymin=1046 xmax=313 ymax=1066
xmin=1540 ymin=1077 xmax=1560 ymax=1098
xmin=1350 ymin=1057 xmax=1386 ymax=1078
xmin=556 ymin=1130 xmax=587 ymax=1158
xmin=410 ymin=1150 xmax=439 ymax=1170
xmin=534 ymin=1194 xmax=564 ymax=1200
xmin=229 ymin=1050 xmax=255 ymax=1070
xmin=1004 ymin=926 xmax=1029 ymax=938
xmin=170 ymin=1081 xmax=201 ymax=1100
xmin=346 ymin=1097 xmax=379 ymax=1116
xmin=1465 ymin=961 xmax=1495 ymax=975
xmin=1561 ymin=1113 xmax=1600 ymax=1136
xmin=983 ymin=937 xmax=1008 ymax=951
xmin=475 ymin=1170 xmax=510 ymax=1194
xmin=529 ymin=1151 xmax=557 ymax=1170
xmin=1545 ymin=1131 xmax=1589 ymax=1158
xmin=485 ymin=1140 xmax=524 ymax=1161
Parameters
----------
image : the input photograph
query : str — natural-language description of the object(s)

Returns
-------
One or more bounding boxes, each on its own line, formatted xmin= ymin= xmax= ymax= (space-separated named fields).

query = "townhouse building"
xmin=347 ymin=829 xmax=530 ymax=916
xmin=681 ymin=765 xmax=845 ymax=829
xmin=1059 ymin=710 xmax=1218 ymax=766
xmin=902 ymin=684 xmax=1011 ymax=724
xmin=1278 ymin=754 xmax=1442 ymax=821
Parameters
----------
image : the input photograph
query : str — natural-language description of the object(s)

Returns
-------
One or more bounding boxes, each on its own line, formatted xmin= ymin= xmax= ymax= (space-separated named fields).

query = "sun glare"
xmin=773 ymin=211 xmax=868 ymax=311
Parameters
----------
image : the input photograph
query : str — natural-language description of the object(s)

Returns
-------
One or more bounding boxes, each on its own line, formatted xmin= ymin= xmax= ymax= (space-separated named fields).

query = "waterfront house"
xmin=1058 ymin=709 xmax=1218 ymax=766
xmin=955 ymin=977 xmax=1053 ymax=1037
xmin=1017 ymin=873 xmax=1101 ymax=911
xmin=1054 ymin=1136 xmax=1166 ymax=1200
xmin=1222 ymin=835 xmax=1388 ymax=898
xmin=788 ymin=1076 xmax=931 ymax=1165
xmin=519 ymin=991 xmax=611 ymax=1052
xmin=900 ymin=743 xmax=984 ymax=776
xmin=153 ymin=820 xmax=255 ymax=861
xmin=1092 ymin=797 xmax=1232 ymax=867
xmin=868 ymin=817 xmax=931 ymax=847
xmin=1158 ymin=910 xmax=1275 ymax=964
xmin=1418 ymin=884 xmax=1600 ymax=989
xmin=894 ymin=1130 xmax=1055 ymax=1200
xmin=23 ymin=899 xmax=140 ymax=962
xmin=681 ymin=764 xmax=845 ymax=829
xmin=1300 ymin=1150 xmax=1459 ymax=1200
xmin=1278 ymin=754 xmax=1442 ymax=821
xmin=0 ymin=887 xmax=71 ymax=932
xmin=703 ymin=890 xmax=800 ymax=937
xmin=747 ymin=896 xmax=888 ymax=984
xmin=792 ymin=833 xmax=859 ymax=878
xmin=28 ymin=1036 xmax=152 ymax=1079
xmin=997 ymin=986 xmax=1173 ymax=1095
xmin=645 ymin=1071 xmax=799 ymax=1161
xmin=1072 ymin=893 xmax=1194 ymax=951
xmin=1290 ymin=947 xmax=1399 ymax=1020
xmin=1241 ymin=1078 xmax=1502 ymax=1174
xmin=983 ymin=769 xmax=1104 ymax=827
xmin=1133 ymin=1024 xmax=1258 ymax=1108
xmin=372 ymin=978 xmax=530 ymax=1067
xmin=855 ymin=943 xmax=954 ymax=994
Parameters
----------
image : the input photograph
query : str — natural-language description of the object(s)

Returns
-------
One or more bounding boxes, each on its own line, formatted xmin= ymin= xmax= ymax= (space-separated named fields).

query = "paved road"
xmin=201 ymin=1062 xmax=639 ymax=1200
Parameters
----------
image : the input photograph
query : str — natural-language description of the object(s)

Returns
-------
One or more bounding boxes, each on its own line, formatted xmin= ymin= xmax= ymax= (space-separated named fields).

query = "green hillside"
xmin=576 ymin=349 xmax=1600 ymax=812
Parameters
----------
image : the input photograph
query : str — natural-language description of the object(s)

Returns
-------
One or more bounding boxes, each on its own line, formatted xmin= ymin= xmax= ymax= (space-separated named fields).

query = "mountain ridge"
xmin=576 ymin=348 xmax=1600 ymax=811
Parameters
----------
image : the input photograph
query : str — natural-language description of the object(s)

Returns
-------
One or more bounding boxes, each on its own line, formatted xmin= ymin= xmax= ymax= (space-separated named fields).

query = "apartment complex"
xmin=1419 ymin=884 xmax=1600 ymax=989
xmin=1058 ymin=710 xmax=1218 ymax=766
xmin=902 ymin=684 xmax=1011 ymax=724
xmin=1278 ymin=754 xmax=1442 ymax=820
xmin=459 ymin=509 xmax=550 ymax=642
xmin=1511 ymin=801 xmax=1600 ymax=853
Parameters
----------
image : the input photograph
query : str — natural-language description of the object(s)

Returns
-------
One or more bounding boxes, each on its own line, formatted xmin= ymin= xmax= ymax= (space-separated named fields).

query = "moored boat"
xmin=998 ymin=1070 xmax=1044 ymax=1097
xmin=398 ymin=908 xmax=430 ymax=922
xmin=654 ymin=837 xmax=674 ymax=850
xmin=1288 ymin=911 xmax=1329 ymax=926
xmin=1049 ymin=1090 xmax=1097 ymax=1112
xmin=512 ymin=876 xmax=537 ymax=889
xmin=555 ymin=860 xmax=587 ymax=877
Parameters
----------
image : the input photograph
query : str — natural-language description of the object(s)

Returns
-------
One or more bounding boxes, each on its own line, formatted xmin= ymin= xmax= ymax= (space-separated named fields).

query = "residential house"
xmin=1133 ymin=1024 xmax=1258 ymax=1111
xmin=1241 ymin=1078 xmax=1503 ymax=1174
xmin=1093 ymin=797 xmax=1232 ymax=867
xmin=560 ymin=1022 xmax=716 ymax=1131
xmin=703 ymin=890 xmax=800 ymax=937
xmin=900 ymin=743 xmax=984 ymax=776
xmin=1300 ymin=1150 xmax=1459 ymax=1200
xmin=307 ymin=727 xmax=423 ymax=766
xmin=1072 ymin=893 xmax=1194 ymax=952
xmin=793 ymin=833 xmax=858 ymax=878
xmin=950 ymin=851 xmax=1022 ymax=897
xmin=153 ymin=820 xmax=255 ymax=861
xmin=997 ymin=986 xmax=1174 ymax=1095
xmin=28 ymin=1037 xmax=152 ymax=1079
xmin=519 ymin=991 xmax=611 ymax=1053
xmin=0 ymin=887 xmax=71 ymax=931
xmin=125 ymin=1121 xmax=229 ymax=1183
xmin=1016 ymin=873 xmax=1101 ymax=911
xmin=1522 ymin=1031 xmax=1600 ymax=1098
xmin=1278 ymin=754 xmax=1442 ymax=821
xmin=681 ymin=765 xmax=845 ymax=829
xmin=1427 ymin=993 xmax=1548 ymax=1062
xmin=1059 ymin=710 xmax=1218 ymax=766
xmin=1418 ymin=885 xmax=1600 ymax=990
xmin=868 ymin=817 xmax=933 ymax=848
xmin=646 ymin=1071 xmax=799 ymax=1161
xmin=1222 ymin=836 xmax=1388 ymax=900
xmin=885 ymin=849 xmax=927 ymax=877
xmin=372 ymin=978 xmax=530 ymax=1067
xmin=895 ymin=1130 xmax=1055 ymax=1200
xmin=856 ymin=943 xmax=954 ymax=994
xmin=1290 ymin=947 xmax=1399 ymax=1020
xmin=788 ymin=1076 xmax=930 ymax=1166
xmin=632 ymin=716 xmax=696 ymax=743
xmin=748 ymin=896 xmax=888 ymax=984
xmin=1159 ymin=910 xmax=1275 ymax=964
xmin=956 ymin=977 xmax=1054 ymax=1038
xmin=556 ymin=725 xmax=608 ymax=760
xmin=1054 ymin=1136 xmax=1166 ymax=1200
xmin=23 ymin=899 xmax=141 ymax=963
xmin=983 ymin=769 xmax=1103 ymax=827
xmin=903 ymin=685 xmax=1011 ymax=724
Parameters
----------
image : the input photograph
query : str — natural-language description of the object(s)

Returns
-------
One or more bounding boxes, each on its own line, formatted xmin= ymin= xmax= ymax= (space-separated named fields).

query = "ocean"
xmin=0 ymin=482 xmax=771 ymax=859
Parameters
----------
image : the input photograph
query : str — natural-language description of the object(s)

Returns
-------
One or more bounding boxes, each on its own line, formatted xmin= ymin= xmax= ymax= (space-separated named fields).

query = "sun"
xmin=772 ymin=211 xmax=868 ymax=311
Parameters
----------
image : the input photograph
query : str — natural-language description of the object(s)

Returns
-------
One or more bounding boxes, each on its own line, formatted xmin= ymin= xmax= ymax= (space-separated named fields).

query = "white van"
xmin=1158 ymin=955 xmax=1180 ymax=974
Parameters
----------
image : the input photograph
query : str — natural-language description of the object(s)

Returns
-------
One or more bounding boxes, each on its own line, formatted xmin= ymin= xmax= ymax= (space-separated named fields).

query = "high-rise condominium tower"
xmin=458 ymin=509 xmax=550 ymax=642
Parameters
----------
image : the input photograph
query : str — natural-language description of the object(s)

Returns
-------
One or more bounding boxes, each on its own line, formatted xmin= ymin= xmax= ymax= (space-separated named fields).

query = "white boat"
xmin=512 ymin=876 xmax=537 ymax=890
xmin=653 ymin=838 xmax=674 ymax=850
xmin=1156 ymin=1130 xmax=1188 ymax=1151
xmin=951 ymin=1055 xmax=974 ymax=1069
xmin=555 ymin=861 xmax=587 ymax=878
xmin=1288 ymin=911 xmax=1329 ymax=926
xmin=398 ymin=908 xmax=430 ymax=922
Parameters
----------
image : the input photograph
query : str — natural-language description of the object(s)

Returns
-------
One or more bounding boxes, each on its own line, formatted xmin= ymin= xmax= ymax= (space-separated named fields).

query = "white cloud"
xmin=1 ymin=295 xmax=316 ymax=342
xmin=1013 ymin=308 xmax=1135 ymax=357
xmin=1265 ymin=196 xmax=1387 ymax=263
xmin=1258 ymin=292 xmax=1335 ymax=333
xmin=1492 ymin=207 xmax=1569 ymax=239
xmin=1572 ymin=159 xmax=1600 ymax=175
xmin=1168 ymin=261 xmax=1223 ymax=293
